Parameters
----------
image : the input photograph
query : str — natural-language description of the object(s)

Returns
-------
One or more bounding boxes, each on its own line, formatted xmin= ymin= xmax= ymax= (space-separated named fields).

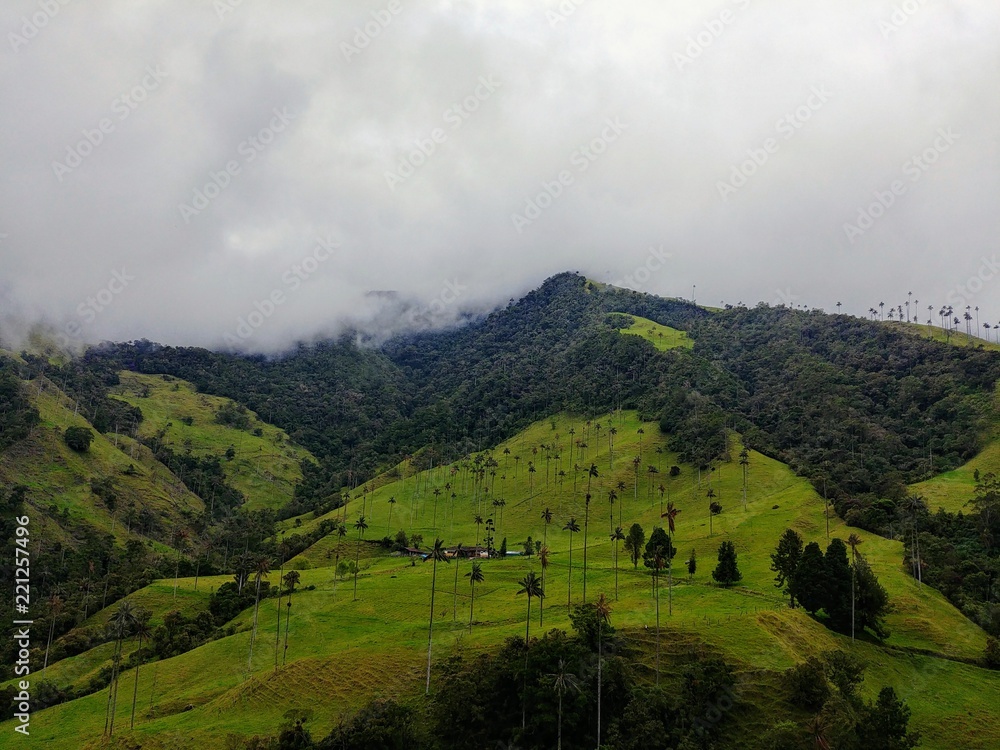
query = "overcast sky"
xmin=1 ymin=0 xmax=998 ymax=352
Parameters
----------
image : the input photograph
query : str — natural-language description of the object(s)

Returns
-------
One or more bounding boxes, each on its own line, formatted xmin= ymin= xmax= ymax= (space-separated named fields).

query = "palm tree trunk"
xmin=274 ymin=562 xmax=284 ymax=671
xmin=655 ymin=569 xmax=660 ymax=686
xmin=283 ymin=593 xmax=292 ymax=665
xmin=567 ymin=537 xmax=573 ymax=606
xmin=425 ymin=559 xmax=438 ymax=695
xmin=523 ymin=596 xmax=531 ymax=730
xmin=130 ymin=633 xmax=143 ymax=729
xmin=597 ymin=625 xmax=603 ymax=747
xmin=453 ymin=557 xmax=460 ymax=621
xmin=557 ymin=692 xmax=563 ymax=750
xmin=468 ymin=579 xmax=475 ymax=631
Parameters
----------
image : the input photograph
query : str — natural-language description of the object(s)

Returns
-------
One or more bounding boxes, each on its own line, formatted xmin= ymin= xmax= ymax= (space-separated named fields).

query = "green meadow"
xmin=8 ymin=405 xmax=999 ymax=749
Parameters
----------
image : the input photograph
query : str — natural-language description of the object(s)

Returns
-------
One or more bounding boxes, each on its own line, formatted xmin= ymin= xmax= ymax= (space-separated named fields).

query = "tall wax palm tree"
xmin=662 ymin=502 xmax=680 ymax=615
xmin=473 ymin=514 xmax=484 ymax=551
xmin=652 ymin=548 xmax=665 ymax=685
xmin=516 ymin=570 xmax=544 ymax=728
xmin=541 ymin=507 xmax=553 ymax=547
xmin=129 ymin=613 xmax=151 ymax=729
xmin=539 ymin=545 xmax=551 ymax=626
xmin=425 ymin=538 xmax=449 ymax=694
xmin=583 ymin=492 xmax=592 ymax=604
xmin=595 ymin=593 xmax=612 ymax=747
xmin=466 ymin=561 xmax=484 ymax=631
xmin=172 ymin=528 xmax=189 ymax=599
xmin=280 ymin=570 xmax=301 ymax=666
xmin=452 ymin=543 xmax=464 ymax=621
xmin=333 ymin=523 xmax=347 ymax=595
xmin=547 ymin=659 xmax=580 ymax=750
xmin=246 ymin=554 xmax=271 ymax=675
xmin=563 ymin=517 xmax=580 ymax=605
xmin=739 ymin=447 xmax=750 ymax=510
xmin=707 ymin=489 xmax=718 ymax=535
xmin=608 ymin=427 xmax=617 ymax=468
xmin=387 ymin=496 xmax=396 ymax=534
xmin=610 ymin=526 xmax=625 ymax=600
xmin=353 ymin=515 xmax=368 ymax=601
xmin=274 ymin=534 xmax=287 ymax=672
xmin=607 ymin=489 xmax=617 ymax=534
xmin=43 ymin=593 xmax=63 ymax=671
xmin=847 ymin=533 xmax=863 ymax=641
xmin=432 ymin=487 xmax=442 ymax=527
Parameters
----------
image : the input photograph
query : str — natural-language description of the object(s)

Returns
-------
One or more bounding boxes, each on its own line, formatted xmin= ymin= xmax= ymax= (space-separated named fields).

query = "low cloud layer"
xmin=1 ymin=0 xmax=998 ymax=352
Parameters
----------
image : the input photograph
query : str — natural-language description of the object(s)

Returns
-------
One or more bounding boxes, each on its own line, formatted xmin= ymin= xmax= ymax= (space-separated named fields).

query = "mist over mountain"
xmin=2 ymin=0 xmax=999 ymax=352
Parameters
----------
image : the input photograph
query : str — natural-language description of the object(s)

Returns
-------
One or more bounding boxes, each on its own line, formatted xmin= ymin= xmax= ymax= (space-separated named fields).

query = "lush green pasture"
xmin=10 ymin=411 xmax=999 ymax=749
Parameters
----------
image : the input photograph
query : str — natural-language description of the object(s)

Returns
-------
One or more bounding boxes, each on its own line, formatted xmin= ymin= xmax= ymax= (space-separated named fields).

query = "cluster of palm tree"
xmin=863 ymin=295 xmax=994 ymax=344
xmin=103 ymin=599 xmax=151 ymax=737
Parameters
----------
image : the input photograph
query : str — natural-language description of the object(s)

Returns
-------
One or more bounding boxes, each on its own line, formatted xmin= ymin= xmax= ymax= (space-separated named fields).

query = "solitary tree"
xmin=711 ymin=541 xmax=742 ymax=586
xmin=686 ymin=549 xmax=697 ymax=579
xmin=425 ymin=538 xmax=450 ymax=694
xmin=624 ymin=523 xmax=645 ymax=569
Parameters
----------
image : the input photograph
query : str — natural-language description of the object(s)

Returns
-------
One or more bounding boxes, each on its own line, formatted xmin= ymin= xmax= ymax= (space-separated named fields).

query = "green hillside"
xmin=0 ymin=374 xmax=204 ymax=549
xmin=616 ymin=314 xmax=694 ymax=351
xmin=10 ymin=411 xmax=998 ymax=749
xmin=112 ymin=371 xmax=314 ymax=511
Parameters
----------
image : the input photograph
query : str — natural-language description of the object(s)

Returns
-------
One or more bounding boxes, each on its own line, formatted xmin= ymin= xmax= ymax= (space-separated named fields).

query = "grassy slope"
xmin=617 ymin=313 xmax=694 ymax=351
xmin=112 ymin=372 xmax=315 ymax=511
xmin=907 ymin=376 xmax=1000 ymax=514
xmin=12 ymin=412 xmax=999 ymax=749
xmin=0 ymin=375 xmax=204 ymax=549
